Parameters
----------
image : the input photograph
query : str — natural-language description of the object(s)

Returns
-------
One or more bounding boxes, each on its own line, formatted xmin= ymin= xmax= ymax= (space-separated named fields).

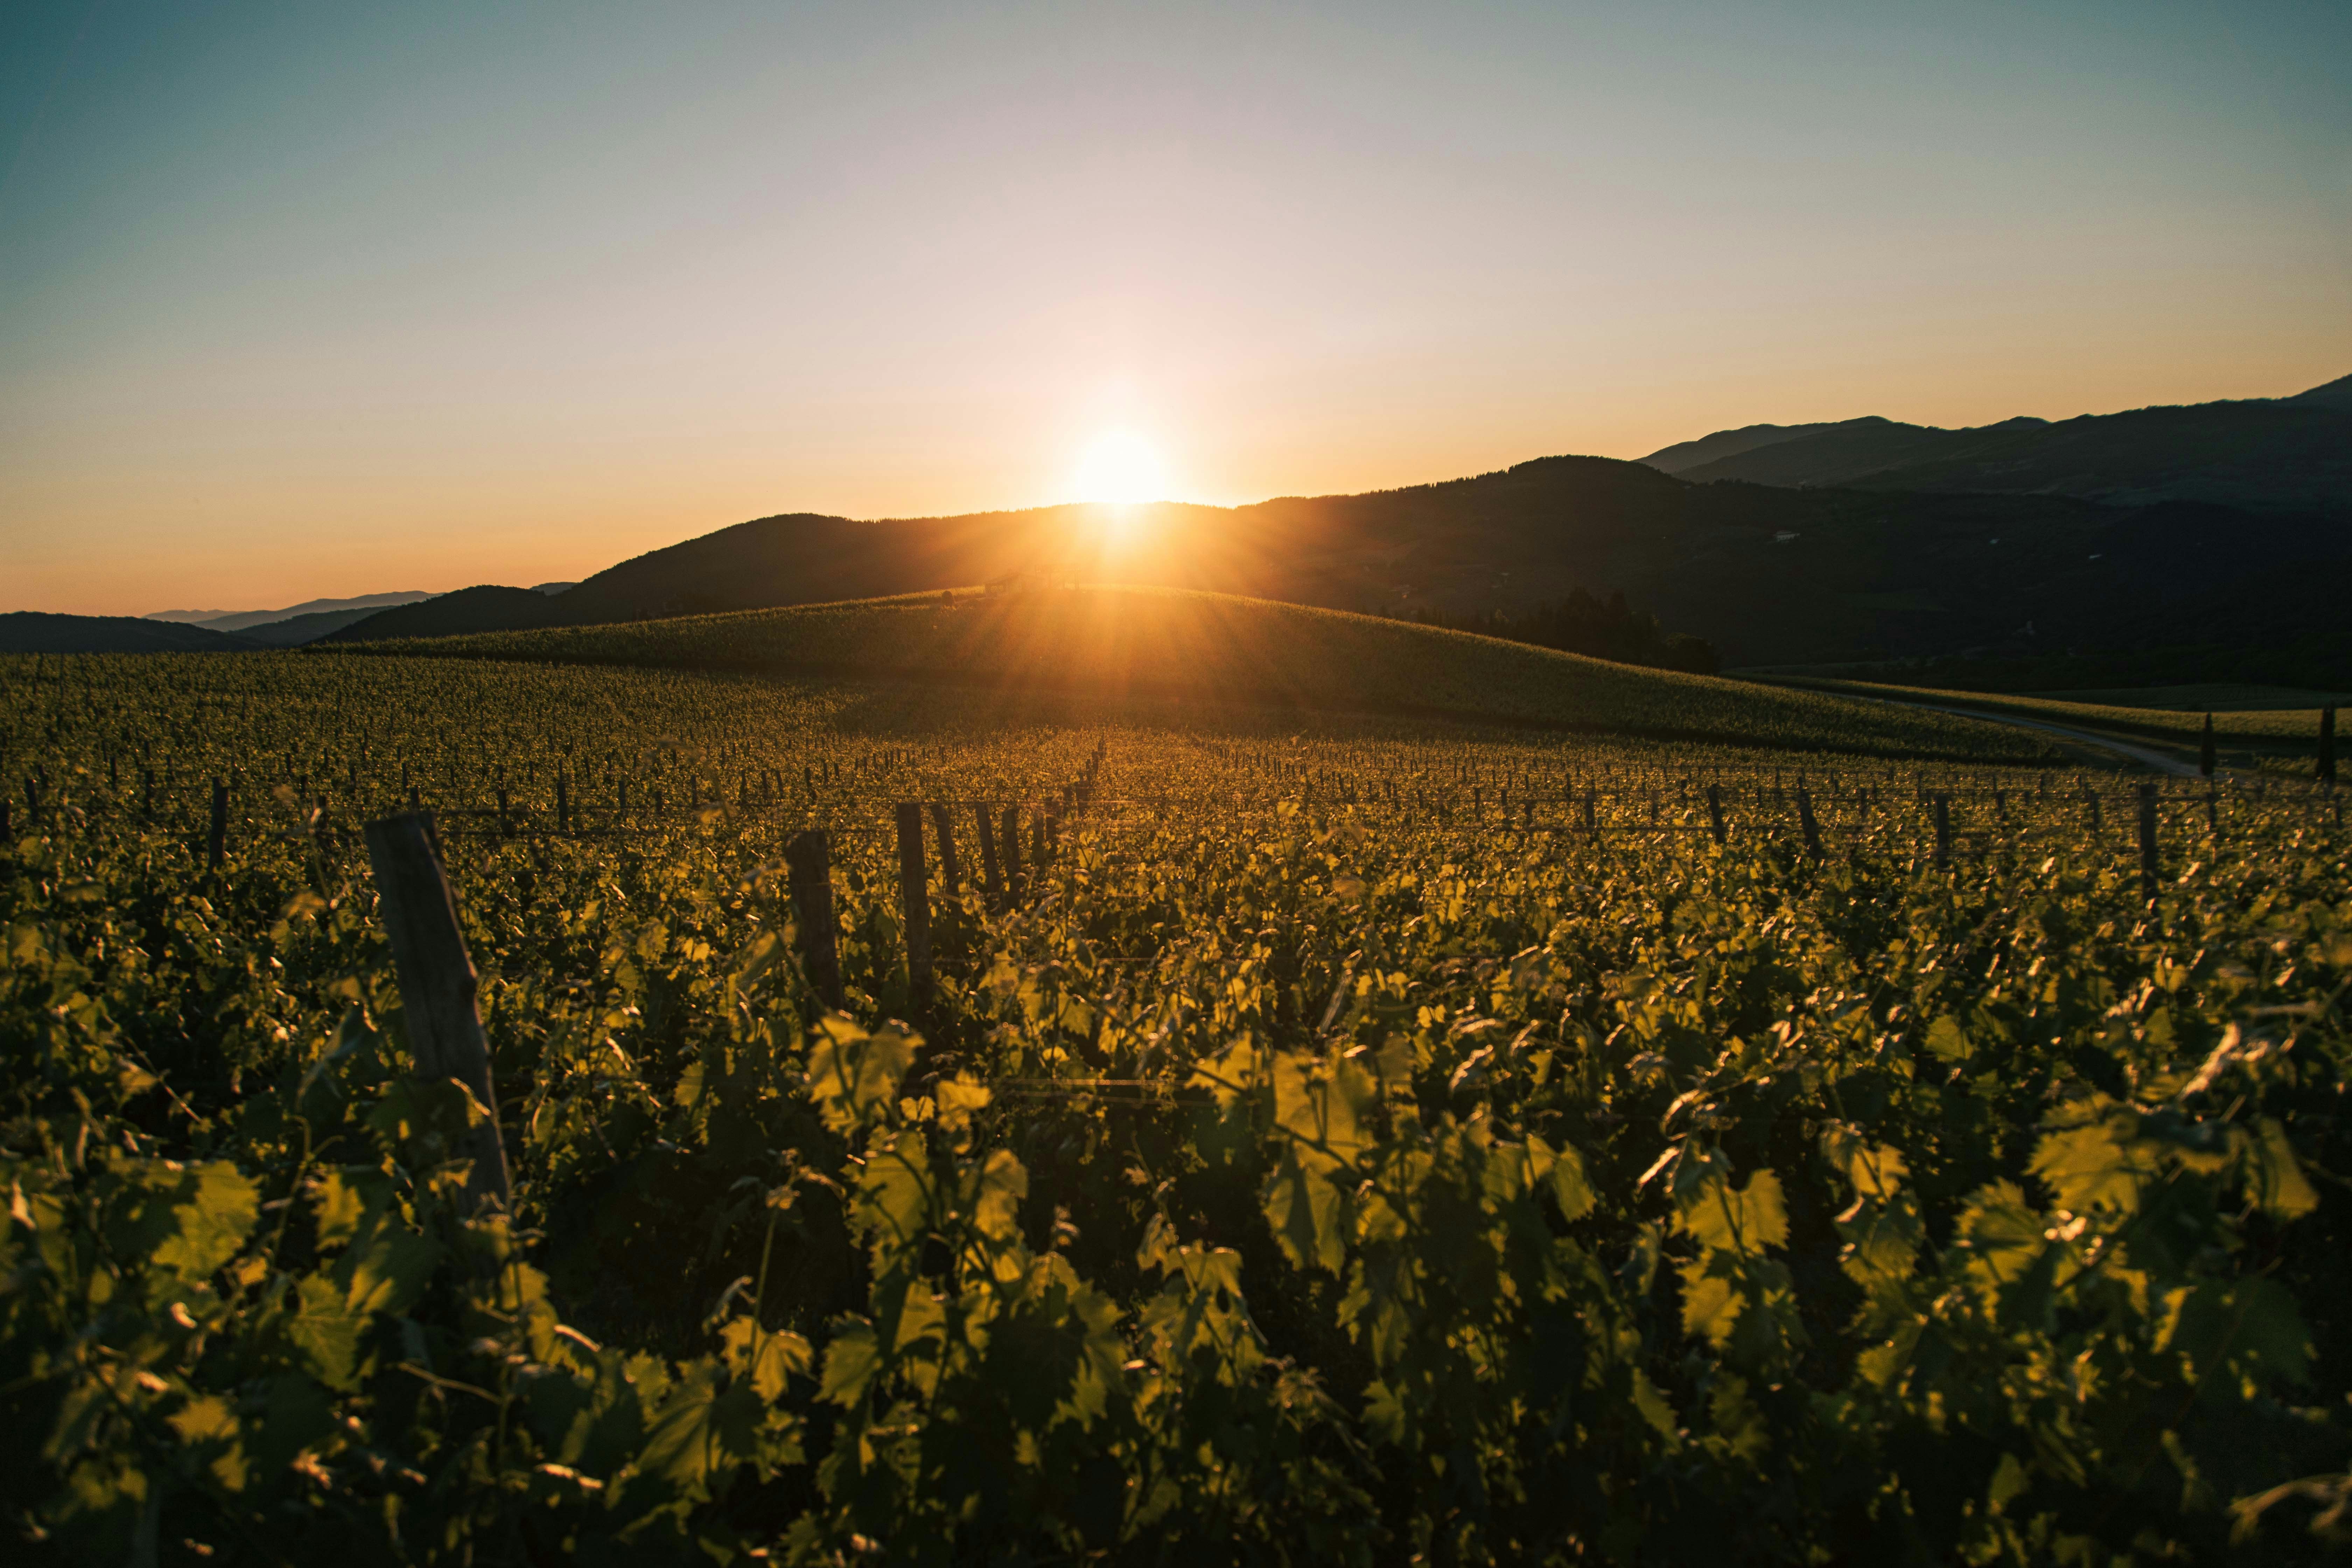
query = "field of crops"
xmin=1763 ymin=673 xmax=2341 ymax=756
xmin=330 ymin=586 xmax=2065 ymax=761
xmin=5 ymin=651 xmax=2350 ymax=1564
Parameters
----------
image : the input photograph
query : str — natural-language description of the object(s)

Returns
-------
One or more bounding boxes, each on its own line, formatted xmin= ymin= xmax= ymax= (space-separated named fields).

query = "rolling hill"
xmin=0 ymin=613 xmax=261 ymax=654
xmin=317 ymin=452 xmax=2340 ymax=675
xmin=316 ymin=585 xmax=573 ymax=643
xmin=1640 ymin=374 xmax=2352 ymax=514
xmin=327 ymin=584 xmax=2058 ymax=760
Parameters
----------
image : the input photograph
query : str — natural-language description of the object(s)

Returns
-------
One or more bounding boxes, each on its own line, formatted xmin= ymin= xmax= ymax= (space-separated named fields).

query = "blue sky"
xmin=4 ymin=0 xmax=2346 ymax=613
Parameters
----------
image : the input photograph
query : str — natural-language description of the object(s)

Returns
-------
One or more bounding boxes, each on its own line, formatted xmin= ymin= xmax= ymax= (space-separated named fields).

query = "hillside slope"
xmin=321 ymin=586 xmax=572 ymax=643
xmin=1658 ymin=385 xmax=2352 ymax=514
xmin=0 ymin=613 xmax=259 ymax=654
xmin=330 ymin=586 xmax=2056 ymax=760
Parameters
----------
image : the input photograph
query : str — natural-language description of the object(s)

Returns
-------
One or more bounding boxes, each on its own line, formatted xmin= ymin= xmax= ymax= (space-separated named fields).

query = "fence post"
xmin=1704 ymin=784 xmax=1727 ymax=845
xmin=363 ymin=812 xmax=513 ymax=1214
xmin=2199 ymin=713 xmax=2215 ymax=779
xmin=2321 ymin=706 xmax=2337 ymax=787
xmin=896 ymin=803 xmax=933 ymax=1003
xmin=556 ymin=772 xmax=569 ymax=832
xmin=1583 ymin=788 xmax=1597 ymax=838
xmin=1795 ymin=788 xmax=1823 ymax=861
xmin=2136 ymin=782 xmax=2160 ymax=897
xmin=929 ymin=802 xmax=962 ymax=899
xmin=975 ymin=804 xmax=1005 ymax=910
xmin=1931 ymin=794 xmax=1951 ymax=869
xmin=785 ymin=830 xmax=845 ymax=1010
xmin=207 ymin=778 xmax=228 ymax=869
xmin=2082 ymin=786 xmax=2102 ymax=837
xmin=1001 ymin=803 xmax=1023 ymax=903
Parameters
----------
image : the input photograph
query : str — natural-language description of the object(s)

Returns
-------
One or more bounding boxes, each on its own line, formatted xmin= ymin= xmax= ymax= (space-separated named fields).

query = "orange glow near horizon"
xmin=3 ymin=6 xmax=2346 ymax=617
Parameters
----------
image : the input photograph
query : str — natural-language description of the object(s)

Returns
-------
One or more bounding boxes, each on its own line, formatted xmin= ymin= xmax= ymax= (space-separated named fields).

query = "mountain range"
xmin=9 ymin=373 xmax=2345 ymax=681
xmin=1639 ymin=373 xmax=2352 ymax=514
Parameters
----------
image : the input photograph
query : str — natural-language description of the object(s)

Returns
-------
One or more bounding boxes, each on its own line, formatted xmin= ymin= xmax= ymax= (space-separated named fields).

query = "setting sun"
xmin=1071 ymin=430 xmax=1168 ymax=504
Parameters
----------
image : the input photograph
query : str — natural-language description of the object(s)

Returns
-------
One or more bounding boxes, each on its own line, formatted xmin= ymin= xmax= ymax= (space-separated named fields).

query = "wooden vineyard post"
xmin=1704 ymin=784 xmax=1727 ymax=846
xmin=2322 ymin=706 xmax=2337 ymax=787
xmin=1795 ymin=788 xmax=1823 ymax=861
xmin=976 ymin=804 xmax=1005 ymax=910
xmin=496 ymin=786 xmax=511 ymax=838
xmin=2136 ymin=782 xmax=2160 ymax=897
xmin=929 ymin=802 xmax=963 ymax=899
xmin=2199 ymin=713 xmax=2215 ymax=779
xmin=2205 ymin=790 xmax=2220 ymax=836
xmin=1583 ymin=788 xmax=1597 ymax=838
xmin=1002 ymin=804 xmax=1024 ymax=903
xmin=363 ymin=813 xmax=513 ymax=1215
xmin=785 ymin=830 xmax=846 ymax=1011
xmin=207 ymin=778 xmax=228 ymax=869
xmin=896 ymin=803 xmax=933 ymax=1003
xmin=555 ymin=772 xmax=569 ymax=833
xmin=2083 ymin=786 xmax=2102 ymax=838
xmin=1931 ymin=795 xmax=1951 ymax=870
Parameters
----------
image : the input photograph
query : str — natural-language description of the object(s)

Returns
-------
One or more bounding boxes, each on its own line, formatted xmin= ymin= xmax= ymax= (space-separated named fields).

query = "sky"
xmin=3 ymin=0 xmax=2347 ymax=617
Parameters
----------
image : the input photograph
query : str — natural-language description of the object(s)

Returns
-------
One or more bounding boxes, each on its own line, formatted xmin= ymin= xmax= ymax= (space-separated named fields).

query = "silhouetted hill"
xmin=1638 ymin=418 xmax=1873 ymax=474
xmin=1651 ymin=377 xmax=2352 ymax=513
xmin=0 ymin=614 xmax=259 ymax=653
xmin=2289 ymin=373 xmax=2352 ymax=413
xmin=322 ymin=586 xmax=571 ymax=643
xmin=495 ymin=456 xmax=2334 ymax=671
xmin=236 ymin=607 xmax=390 ymax=645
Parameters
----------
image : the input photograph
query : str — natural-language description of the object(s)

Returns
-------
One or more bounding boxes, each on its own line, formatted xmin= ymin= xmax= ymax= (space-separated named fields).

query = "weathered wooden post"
xmin=2082 ymin=785 xmax=2102 ymax=837
xmin=363 ymin=813 xmax=513 ymax=1214
xmin=896 ymin=803 xmax=933 ymax=1002
xmin=1931 ymin=794 xmax=1951 ymax=869
xmin=785 ymin=830 xmax=846 ymax=1010
xmin=1795 ymin=788 xmax=1823 ymax=861
xmin=928 ymin=802 xmax=962 ymax=898
xmin=2321 ymin=706 xmax=2337 ymax=787
xmin=207 ymin=778 xmax=228 ymax=869
xmin=2205 ymin=790 xmax=2220 ymax=836
xmin=1583 ymin=788 xmax=1597 ymax=837
xmin=1002 ymin=803 xmax=1024 ymax=903
xmin=2136 ymin=782 xmax=2160 ymax=898
xmin=1704 ymin=783 xmax=1727 ymax=845
xmin=2199 ymin=713 xmax=2215 ymax=779
xmin=555 ymin=772 xmax=570 ymax=833
xmin=975 ymin=803 xmax=1005 ymax=910
xmin=496 ymin=785 xmax=511 ymax=837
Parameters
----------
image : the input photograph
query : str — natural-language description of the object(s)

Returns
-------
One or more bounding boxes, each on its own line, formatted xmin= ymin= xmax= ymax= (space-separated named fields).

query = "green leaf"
xmin=2030 ymin=1106 xmax=2151 ymax=1218
xmin=806 ymin=1016 xmax=917 ymax=1132
xmin=1260 ymin=1148 xmax=1347 ymax=1274
xmin=2246 ymin=1118 xmax=2318 ymax=1220
xmin=1924 ymin=1014 xmax=1971 ymax=1064
xmin=1680 ymin=1169 xmax=1787 ymax=1256
xmin=150 ymin=1163 xmax=258 ymax=1286
xmin=285 ymin=1275 xmax=366 ymax=1391
xmin=818 ymin=1321 xmax=882 ymax=1408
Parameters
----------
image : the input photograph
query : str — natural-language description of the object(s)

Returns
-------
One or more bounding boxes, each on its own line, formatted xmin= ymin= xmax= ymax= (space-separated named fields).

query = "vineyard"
xmin=328 ymin=585 xmax=2070 ymax=761
xmin=4 ymin=650 xmax=2350 ymax=1564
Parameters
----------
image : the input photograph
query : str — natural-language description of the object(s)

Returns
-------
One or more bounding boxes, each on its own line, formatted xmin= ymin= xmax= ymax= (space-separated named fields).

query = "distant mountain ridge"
xmin=146 ymin=591 xmax=433 ymax=632
xmin=1637 ymin=373 xmax=2351 ymax=513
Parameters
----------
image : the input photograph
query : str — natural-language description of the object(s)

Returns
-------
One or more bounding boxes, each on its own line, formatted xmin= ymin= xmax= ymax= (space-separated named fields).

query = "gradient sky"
xmin=4 ymin=0 xmax=2347 ymax=616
